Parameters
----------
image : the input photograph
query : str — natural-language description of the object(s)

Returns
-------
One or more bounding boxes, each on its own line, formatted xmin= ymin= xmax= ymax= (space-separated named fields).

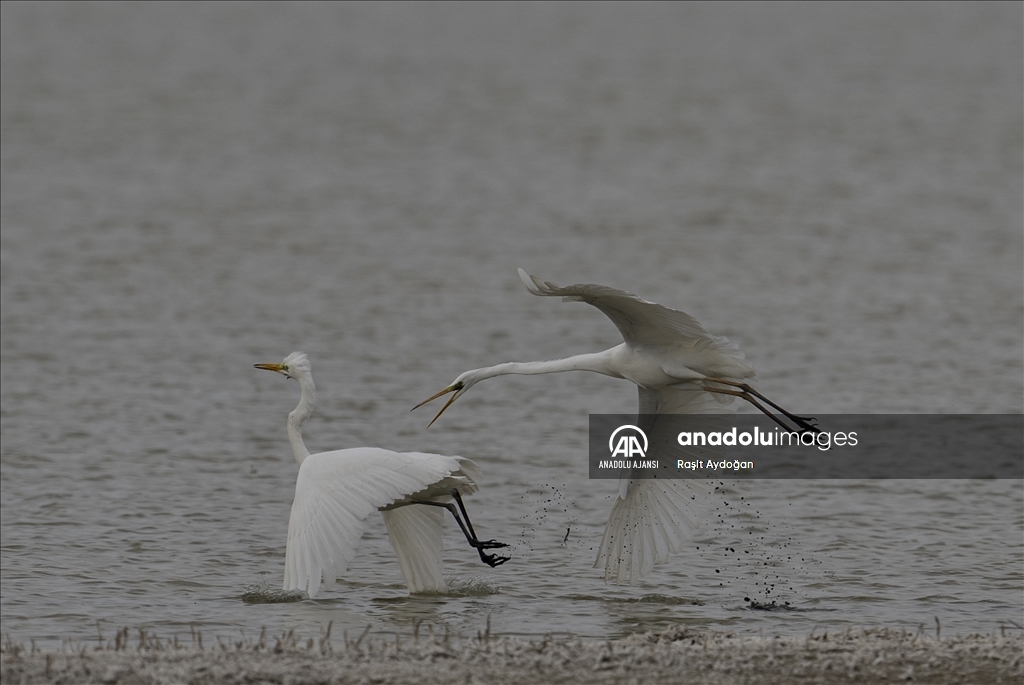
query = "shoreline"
xmin=3 ymin=626 xmax=1021 ymax=684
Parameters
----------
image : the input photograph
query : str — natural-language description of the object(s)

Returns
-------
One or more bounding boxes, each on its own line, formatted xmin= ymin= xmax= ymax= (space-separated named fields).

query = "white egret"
xmin=255 ymin=352 xmax=508 ymax=598
xmin=414 ymin=269 xmax=817 ymax=583
xmin=415 ymin=269 xmax=817 ymax=432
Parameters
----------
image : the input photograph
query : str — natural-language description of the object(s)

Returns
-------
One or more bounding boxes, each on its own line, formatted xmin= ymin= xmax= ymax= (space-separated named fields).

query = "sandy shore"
xmin=3 ymin=625 xmax=1021 ymax=684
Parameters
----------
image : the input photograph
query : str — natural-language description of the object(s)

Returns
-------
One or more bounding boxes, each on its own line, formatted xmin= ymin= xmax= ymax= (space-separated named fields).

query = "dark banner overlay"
xmin=588 ymin=414 xmax=1023 ymax=479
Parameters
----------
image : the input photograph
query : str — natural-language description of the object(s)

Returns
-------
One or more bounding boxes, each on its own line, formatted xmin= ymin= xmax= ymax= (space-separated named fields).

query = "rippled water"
xmin=2 ymin=3 xmax=1021 ymax=648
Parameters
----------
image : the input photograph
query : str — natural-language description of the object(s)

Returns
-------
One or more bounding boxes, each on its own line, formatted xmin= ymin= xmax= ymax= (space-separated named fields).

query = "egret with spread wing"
xmin=256 ymin=352 xmax=508 ymax=598
xmin=415 ymin=269 xmax=817 ymax=433
xmin=413 ymin=270 xmax=817 ymax=583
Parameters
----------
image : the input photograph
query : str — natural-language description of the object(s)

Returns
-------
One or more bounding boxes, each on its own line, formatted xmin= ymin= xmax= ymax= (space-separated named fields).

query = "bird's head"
xmin=254 ymin=351 xmax=311 ymax=381
xmin=412 ymin=368 xmax=484 ymax=427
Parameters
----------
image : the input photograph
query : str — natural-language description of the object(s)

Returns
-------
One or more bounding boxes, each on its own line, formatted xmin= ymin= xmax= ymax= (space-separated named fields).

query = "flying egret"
xmin=255 ymin=352 xmax=508 ymax=598
xmin=415 ymin=269 xmax=817 ymax=433
xmin=413 ymin=269 xmax=818 ymax=584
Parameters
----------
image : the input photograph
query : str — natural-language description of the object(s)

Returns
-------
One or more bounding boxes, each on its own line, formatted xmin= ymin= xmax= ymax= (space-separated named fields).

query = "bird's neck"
xmin=479 ymin=348 xmax=622 ymax=380
xmin=286 ymin=376 xmax=315 ymax=465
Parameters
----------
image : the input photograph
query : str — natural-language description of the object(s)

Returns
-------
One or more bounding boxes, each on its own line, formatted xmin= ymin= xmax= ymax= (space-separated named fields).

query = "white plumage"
xmin=256 ymin=352 xmax=498 ymax=598
xmin=416 ymin=270 xmax=815 ymax=584
xmin=597 ymin=387 xmax=722 ymax=584
xmin=284 ymin=447 xmax=479 ymax=596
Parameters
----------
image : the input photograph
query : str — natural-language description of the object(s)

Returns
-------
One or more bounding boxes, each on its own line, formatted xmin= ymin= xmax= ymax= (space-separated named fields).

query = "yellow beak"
xmin=412 ymin=385 xmax=460 ymax=427
xmin=254 ymin=363 xmax=284 ymax=372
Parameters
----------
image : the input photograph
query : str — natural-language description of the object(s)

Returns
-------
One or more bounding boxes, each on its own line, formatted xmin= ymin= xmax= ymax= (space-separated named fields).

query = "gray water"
xmin=2 ymin=3 xmax=1021 ymax=648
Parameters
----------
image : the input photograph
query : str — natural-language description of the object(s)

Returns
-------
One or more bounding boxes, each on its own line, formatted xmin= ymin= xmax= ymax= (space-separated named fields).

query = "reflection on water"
xmin=1 ymin=2 xmax=1021 ymax=647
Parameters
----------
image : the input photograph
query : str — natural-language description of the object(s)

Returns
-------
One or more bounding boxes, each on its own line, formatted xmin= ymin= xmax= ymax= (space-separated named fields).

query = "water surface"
xmin=2 ymin=2 xmax=1021 ymax=647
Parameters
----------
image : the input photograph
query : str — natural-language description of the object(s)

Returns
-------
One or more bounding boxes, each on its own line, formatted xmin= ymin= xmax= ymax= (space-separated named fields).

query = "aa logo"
xmin=609 ymin=425 xmax=648 ymax=458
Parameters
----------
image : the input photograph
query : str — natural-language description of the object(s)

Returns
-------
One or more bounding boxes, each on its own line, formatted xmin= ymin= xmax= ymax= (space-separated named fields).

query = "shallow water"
xmin=1 ymin=3 xmax=1021 ymax=648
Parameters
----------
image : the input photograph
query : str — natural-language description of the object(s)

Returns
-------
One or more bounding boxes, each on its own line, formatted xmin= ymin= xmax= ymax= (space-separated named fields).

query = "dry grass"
xmin=3 ymin=623 xmax=1022 ymax=684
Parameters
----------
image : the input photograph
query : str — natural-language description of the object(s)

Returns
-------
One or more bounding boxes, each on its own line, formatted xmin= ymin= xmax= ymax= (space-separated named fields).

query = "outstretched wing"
xmin=517 ymin=270 xmax=743 ymax=583
xmin=637 ymin=384 xmax=732 ymax=415
xmin=519 ymin=268 xmax=735 ymax=351
xmin=595 ymin=479 xmax=712 ymax=584
xmin=637 ymin=384 xmax=733 ymax=468
xmin=592 ymin=386 xmax=729 ymax=584
xmin=381 ymin=505 xmax=446 ymax=594
xmin=284 ymin=448 xmax=471 ymax=598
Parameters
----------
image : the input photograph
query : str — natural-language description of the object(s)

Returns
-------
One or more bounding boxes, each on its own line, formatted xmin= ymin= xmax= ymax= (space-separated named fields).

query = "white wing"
xmin=519 ymin=268 xmax=739 ymax=353
xmin=516 ymin=271 xmax=746 ymax=583
xmin=284 ymin=448 xmax=474 ymax=598
xmin=381 ymin=454 xmax=483 ymax=593
xmin=593 ymin=386 xmax=728 ymax=584
xmin=381 ymin=505 xmax=446 ymax=593
xmin=594 ymin=479 xmax=712 ymax=584
xmin=637 ymin=384 xmax=731 ymax=415
xmin=636 ymin=385 xmax=733 ymax=486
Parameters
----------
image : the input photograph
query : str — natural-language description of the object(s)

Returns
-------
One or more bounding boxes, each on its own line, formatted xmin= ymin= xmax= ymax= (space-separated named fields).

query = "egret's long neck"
xmin=286 ymin=376 xmax=315 ymax=465
xmin=476 ymin=347 xmax=623 ymax=381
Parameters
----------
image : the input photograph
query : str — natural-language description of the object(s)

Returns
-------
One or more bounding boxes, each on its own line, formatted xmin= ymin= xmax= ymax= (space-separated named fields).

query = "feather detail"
xmin=595 ymin=479 xmax=711 ymax=584
xmin=283 ymin=448 xmax=479 ymax=597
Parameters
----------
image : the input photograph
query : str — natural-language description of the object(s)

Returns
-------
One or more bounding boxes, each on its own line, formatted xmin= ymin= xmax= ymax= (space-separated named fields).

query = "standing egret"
xmin=413 ymin=270 xmax=817 ymax=583
xmin=256 ymin=352 xmax=508 ymax=598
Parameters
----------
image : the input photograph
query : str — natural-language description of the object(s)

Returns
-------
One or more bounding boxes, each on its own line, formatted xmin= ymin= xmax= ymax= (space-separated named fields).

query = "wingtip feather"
xmin=517 ymin=267 xmax=542 ymax=295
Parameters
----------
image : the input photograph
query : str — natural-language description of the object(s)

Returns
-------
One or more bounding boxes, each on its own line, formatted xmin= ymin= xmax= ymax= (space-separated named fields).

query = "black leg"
xmin=411 ymin=492 xmax=510 ymax=567
xmin=450 ymin=489 xmax=507 ymax=549
xmin=702 ymin=381 xmax=821 ymax=434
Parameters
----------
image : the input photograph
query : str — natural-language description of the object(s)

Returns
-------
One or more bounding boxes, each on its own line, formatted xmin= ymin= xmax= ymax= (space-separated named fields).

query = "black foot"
xmin=794 ymin=417 xmax=821 ymax=434
xmin=731 ymin=382 xmax=823 ymax=434
xmin=472 ymin=539 xmax=509 ymax=550
xmin=480 ymin=552 xmax=511 ymax=567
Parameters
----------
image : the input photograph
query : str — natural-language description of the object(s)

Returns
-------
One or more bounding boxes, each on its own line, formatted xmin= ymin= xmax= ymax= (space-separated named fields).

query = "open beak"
xmin=254 ymin=363 xmax=284 ymax=373
xmin=412 ymin=385 xmax=460 ymax=427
